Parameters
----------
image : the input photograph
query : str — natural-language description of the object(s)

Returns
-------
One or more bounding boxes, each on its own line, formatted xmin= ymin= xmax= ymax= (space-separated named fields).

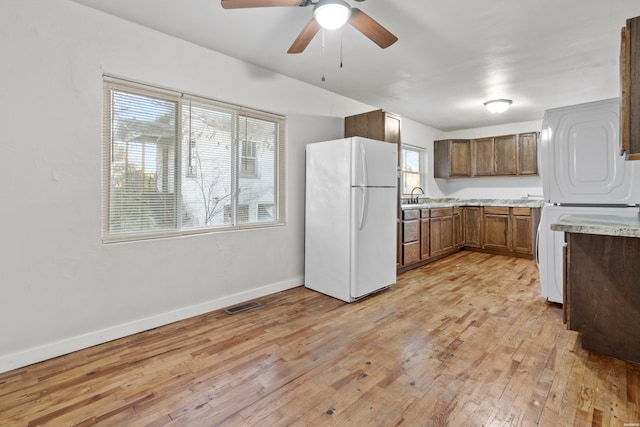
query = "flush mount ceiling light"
xmin=484 ymin=99 xmax=513 ymax=114
xmin=313 ymin=0 xmax=352 ymax=30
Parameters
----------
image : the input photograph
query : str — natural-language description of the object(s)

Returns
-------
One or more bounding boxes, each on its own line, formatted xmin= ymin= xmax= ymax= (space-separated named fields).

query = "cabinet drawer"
xmin=512 ymin=207 xmax=531 ymax=216
xmin=484 ymin=206 xmax=509 ymax=215
xmin=430 ymin=207 xmax=453 ymax=218
xmin=403 ymin=220 xmax=419 ymax=243
xmin=421 ymin=209 xmax=430 ymax=218
xmin=403 ymin=241 xmax=420 ymax=265
xmin=403 ymin=209 xmax=419 ymax=220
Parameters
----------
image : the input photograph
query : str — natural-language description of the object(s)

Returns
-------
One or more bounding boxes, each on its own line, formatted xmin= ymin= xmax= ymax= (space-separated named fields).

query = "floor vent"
xmin=224 ymin=301 xmax=261 ymax=315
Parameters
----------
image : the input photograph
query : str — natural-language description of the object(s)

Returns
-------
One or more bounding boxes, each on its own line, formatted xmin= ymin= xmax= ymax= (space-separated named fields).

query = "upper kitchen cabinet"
xmin=345 ymin=109 xmax=401 ymax=145
xmin=434 ymin=139 xmax=471 ymax=178
xmin=471 ymin=137 xmax=496 ymax=176
xmin=621 ymin=16 xmax=640 ymax=160
xmin=435 ymin=133 xmax=538 ymax=178
xmin=495 ymin=135 xmax=518 ymax=175
xmin=517 ymin=132 xmax=538 ymax=175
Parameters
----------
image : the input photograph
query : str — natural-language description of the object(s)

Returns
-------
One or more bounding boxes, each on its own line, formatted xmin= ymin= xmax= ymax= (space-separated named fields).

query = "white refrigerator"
xmin=537 ymin=98 xmax=640 ymax=303
xmin=304 ymin=137 xmax=397 ymax=302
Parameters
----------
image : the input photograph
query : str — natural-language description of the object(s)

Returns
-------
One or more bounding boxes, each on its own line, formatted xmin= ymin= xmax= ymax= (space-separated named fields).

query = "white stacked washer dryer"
xmin=537 ymin=98 xmax=640 ymax=304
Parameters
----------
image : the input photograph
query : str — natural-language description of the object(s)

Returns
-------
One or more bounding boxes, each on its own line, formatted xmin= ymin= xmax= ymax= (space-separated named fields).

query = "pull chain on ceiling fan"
xmin=220 ymin=0 xmax=398 ymax=54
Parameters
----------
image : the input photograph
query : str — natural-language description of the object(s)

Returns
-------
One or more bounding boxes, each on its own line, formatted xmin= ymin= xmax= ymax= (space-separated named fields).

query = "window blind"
xmin=102 ymin=77 xmax=285 ymax=242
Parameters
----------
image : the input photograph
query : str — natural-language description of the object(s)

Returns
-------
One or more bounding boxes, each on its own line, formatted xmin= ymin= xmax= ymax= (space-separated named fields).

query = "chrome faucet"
xmin=410 ymin=187 xmax=424 ymax=204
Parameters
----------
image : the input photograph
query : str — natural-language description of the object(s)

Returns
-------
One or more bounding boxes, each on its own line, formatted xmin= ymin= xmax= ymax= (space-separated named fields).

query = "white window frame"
xmin=401 ymin=144 xmax=426 ymax=196
xmin=102 ymin=77 xmax=286 ymax=243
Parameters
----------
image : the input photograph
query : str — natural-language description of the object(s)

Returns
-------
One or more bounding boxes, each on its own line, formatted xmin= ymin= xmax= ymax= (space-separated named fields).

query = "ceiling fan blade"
xmin=287 ymin=19 xmax=321 ymax=54
xmin=221 ymin=0 xmax=303 ymax=9
xmin=348 ymin=8 xmax=398 ymax=49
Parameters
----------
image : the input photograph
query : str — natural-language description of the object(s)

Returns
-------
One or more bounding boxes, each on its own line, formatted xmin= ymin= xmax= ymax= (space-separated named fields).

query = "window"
xmin=240 ymin=140 xmax=257 ymax=177
xmin=102 ymin=77 xmax=285 ymax=242
xmin=401 ymin=144 xmax=426 ymax=195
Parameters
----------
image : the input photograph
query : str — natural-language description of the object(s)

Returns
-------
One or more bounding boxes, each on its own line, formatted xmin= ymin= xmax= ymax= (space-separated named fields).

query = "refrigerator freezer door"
xmin=541 ymin=98 xmax=640 ymax=205
xmin=352 ymin=137 xmax=398 ymax=187
xmin=538 ymin=204 xmax=639 ymax=303
xmin=351 ymin=186 xmax=397 ymax=299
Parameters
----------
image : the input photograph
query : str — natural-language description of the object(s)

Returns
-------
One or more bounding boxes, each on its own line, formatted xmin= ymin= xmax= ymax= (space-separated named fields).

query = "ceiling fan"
xmin=220 ymin=0 xmax=398 ymax=54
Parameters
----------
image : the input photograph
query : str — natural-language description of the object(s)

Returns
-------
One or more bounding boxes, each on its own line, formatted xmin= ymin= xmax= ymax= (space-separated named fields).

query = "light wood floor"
xmin=1 ymin=251 xmax=639 ymax=426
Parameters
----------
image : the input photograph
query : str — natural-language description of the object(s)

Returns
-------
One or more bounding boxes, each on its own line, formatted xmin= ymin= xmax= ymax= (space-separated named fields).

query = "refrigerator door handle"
xmin=358 ymin=142 xmax=369 ymax=230
xmin=360 ymin=143 xmax=368 ymax=187
xmin=359 ymin=186 xmax=368 ymax=230
xmin=535 ymin=222 xmax=541 ymax=266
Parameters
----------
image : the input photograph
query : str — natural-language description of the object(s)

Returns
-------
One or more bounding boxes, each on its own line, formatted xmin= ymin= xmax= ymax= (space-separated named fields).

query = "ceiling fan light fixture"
xmin=484 ymin=99 xmax=513 ymax=114
xmin=314 ymin=0 xmax=352 ymax=30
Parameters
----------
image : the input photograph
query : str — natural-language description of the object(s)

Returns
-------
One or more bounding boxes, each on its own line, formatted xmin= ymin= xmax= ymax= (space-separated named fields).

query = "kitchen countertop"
xmin=401 ymin=198 xmax=545 ymax=210
xmin=551 ymin=214 xmax=640 ymax=238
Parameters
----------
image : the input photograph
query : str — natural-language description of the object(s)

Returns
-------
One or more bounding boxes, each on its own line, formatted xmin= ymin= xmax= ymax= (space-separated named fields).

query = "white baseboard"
xmin=0 ymin=276 xmax=303 ymax=375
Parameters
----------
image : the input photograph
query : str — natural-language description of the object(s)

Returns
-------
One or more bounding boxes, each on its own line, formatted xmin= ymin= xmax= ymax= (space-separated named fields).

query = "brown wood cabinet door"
xmin=449 ymin=140 xmax=471 ymax=177
xmin=621 ymin=17 xmax=640 ymax=159
xmin=433 ymin=140 xmax=449 ymax=178
xmin=494 ymin=135 xmax=517 ymax=175
xmin=463 ymin=207 xmax=482 ymax=248
xmin=384 ymin=112 xmax=401 ymax=145
xmin=511 ymin=214 xmax=533 ymax=254
xmin=453 ymin=212 xmax=462 ymax=248
xmin=441 ymin=216 xmax=454 ymax=252
xmin=344 ymin=113 xmax=369 ymax=139
xmin=420 ymin=218 xmax=430 ymax=259
xmin=345 ymin=110 xmax=401 ymax=145
xmin=565 ymin=233 xmax=640 ymax=363
xmin=430 ymin=217 xmax=443 ymax=256
xmin=518 ymin=132 xmax=538 ymax=175
xmin=430 ymin=215 xmax=454 ymax=256
xmin=472 ymin=138 xmax=495 ymax=176
xmin=483 ymin=214 xmax=510 ymax=250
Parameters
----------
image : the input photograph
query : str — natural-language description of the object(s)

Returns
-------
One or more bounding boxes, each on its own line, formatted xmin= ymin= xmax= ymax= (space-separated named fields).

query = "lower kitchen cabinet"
xmin=479 ymin=206 xmax=540 ymax=257
xmin=453 ymin=207 xmax=462 ymax=248
xmin=399 ymin=207 xmax=458 ymax=272
xmin=430 ymin=208 xmax=454 ymax=256
xmin=564 ymin=232 xmax=640 ymax=363
xmin=483 ymin=207 xmax=510 ymax=251
xmin=399 ymin=205 xmax=541 ymax=273
xmin=463 ymin=207 xmax=482 ymax=248
xmin=402 ymin=209 xmax=420 ymax=266
xmin=420 ymin=209 xmax=430 ymax=259
xmin=511 ymin=208 xmax=537 ymax=254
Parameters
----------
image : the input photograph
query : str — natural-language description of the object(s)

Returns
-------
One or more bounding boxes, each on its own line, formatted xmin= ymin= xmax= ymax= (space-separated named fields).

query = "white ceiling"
xmin=72 ymin=0 xmax=640 ymax=131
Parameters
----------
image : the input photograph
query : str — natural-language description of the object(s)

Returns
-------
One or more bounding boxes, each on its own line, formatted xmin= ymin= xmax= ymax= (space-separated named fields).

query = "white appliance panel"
xmin=304 ymin=139 xmax=352 ymax=302
xmin=305 ymin=137 xmax=397 ymax=302
xmin=351 ymin=186 xmax=397 ymax=298
xmin=538 ymin=204 xmax=640 ymax=303
xmin=541 ymin=98 xmax=640 ymax=205
xmin=352 ymin=137 xmax=398 ymax=187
